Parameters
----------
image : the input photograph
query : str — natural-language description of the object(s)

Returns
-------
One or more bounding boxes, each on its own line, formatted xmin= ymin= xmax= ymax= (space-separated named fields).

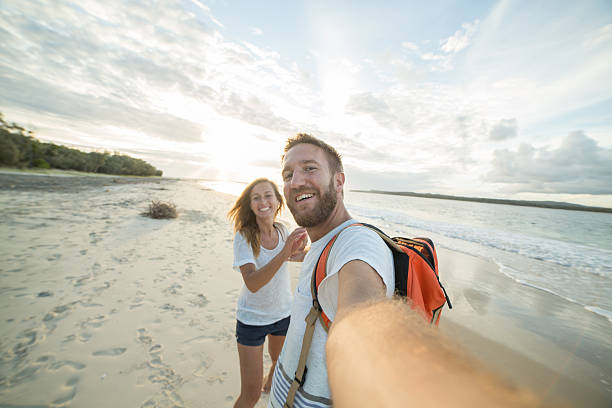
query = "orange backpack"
xmin=314 ymin=223 xmax=452 ymax=328
xmin=283 ymin=223 xmax=452 ymax=407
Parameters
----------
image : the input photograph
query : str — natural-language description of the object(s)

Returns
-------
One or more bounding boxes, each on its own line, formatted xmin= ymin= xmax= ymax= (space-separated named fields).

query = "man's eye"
xmin=305 ymin=166 xmax=316 ymax=172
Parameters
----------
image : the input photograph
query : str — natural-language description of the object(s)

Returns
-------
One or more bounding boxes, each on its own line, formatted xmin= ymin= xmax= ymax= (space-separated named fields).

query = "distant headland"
xmin=352 ymin=190 xmax=612 ymax=214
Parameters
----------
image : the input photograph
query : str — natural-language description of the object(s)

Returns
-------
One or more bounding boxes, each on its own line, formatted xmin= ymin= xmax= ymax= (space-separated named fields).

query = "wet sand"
xmin=0 ymin=172 xmax=610 ymax=407
xmin=438 ymin=248 xmax=611 ymax=407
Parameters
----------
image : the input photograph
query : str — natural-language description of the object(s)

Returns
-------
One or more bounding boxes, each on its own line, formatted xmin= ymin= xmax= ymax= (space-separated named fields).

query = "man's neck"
xmin=306 ymin=203 xmax=351 ymax=242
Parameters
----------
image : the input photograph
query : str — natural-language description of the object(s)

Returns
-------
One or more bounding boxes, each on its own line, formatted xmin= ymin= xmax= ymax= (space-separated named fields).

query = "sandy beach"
xmin=0 ymin=172 xmax=610 ymax=407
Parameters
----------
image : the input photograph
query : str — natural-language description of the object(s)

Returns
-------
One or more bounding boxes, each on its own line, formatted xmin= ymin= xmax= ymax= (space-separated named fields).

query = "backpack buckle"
xmin=294 ymin=366 xmax=308 ymax=386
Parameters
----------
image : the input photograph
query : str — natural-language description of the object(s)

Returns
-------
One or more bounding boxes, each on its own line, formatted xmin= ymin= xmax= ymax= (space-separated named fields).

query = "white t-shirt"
xmin=268 ymin=220 xmax=394 ymax=408
xmin=233 ymin=222 xmax=293 ymax=325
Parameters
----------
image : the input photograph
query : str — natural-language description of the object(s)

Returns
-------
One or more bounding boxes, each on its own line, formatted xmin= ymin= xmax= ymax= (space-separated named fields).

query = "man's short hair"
xmin=283 ymin=133 xmax=344 ymax=173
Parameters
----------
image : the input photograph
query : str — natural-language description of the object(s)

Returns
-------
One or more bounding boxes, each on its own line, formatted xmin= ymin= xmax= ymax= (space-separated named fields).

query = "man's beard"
xmin=289 ymin=179 xmax=337 ymax=228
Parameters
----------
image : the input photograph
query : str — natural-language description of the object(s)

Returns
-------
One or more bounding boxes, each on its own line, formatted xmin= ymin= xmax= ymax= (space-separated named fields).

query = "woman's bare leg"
xmin=262 ymin=334 xmax=285 ymax=393
xmin=234 ymin=343 xmax=264 ymax=408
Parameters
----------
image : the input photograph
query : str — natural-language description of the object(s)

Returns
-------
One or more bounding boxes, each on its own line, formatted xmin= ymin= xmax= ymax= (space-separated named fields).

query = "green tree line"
xmin=0 ymin=113 xmax=162 ymax=177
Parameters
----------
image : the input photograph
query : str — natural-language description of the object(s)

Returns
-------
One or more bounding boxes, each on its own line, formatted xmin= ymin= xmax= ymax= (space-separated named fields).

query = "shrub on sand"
xmin=143 ymin=200 xmax=177 ymax=219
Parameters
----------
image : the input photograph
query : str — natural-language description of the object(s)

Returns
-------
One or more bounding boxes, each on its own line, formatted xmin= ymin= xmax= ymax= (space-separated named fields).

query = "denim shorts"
xmin=235 ymin=316 xmax=291 ymax=346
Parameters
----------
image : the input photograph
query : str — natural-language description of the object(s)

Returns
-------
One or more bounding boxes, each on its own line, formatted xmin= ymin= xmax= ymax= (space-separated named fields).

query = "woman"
xmin=228 ymin=178 xmax=307 ymax=408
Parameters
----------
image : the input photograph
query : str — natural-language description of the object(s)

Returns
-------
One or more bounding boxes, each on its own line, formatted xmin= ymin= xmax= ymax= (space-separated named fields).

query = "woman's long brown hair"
xmin=227 ymin=178 xmax=284 ymax=257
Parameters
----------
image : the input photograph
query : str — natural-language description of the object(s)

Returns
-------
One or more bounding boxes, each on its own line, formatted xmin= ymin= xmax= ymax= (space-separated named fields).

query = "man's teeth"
xmin=296 ymin=193 xmax=314 ymax=202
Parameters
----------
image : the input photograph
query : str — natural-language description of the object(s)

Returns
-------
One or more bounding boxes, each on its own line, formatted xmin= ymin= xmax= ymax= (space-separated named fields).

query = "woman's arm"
xmin=239 ymin=228 xmax=307 ymax=292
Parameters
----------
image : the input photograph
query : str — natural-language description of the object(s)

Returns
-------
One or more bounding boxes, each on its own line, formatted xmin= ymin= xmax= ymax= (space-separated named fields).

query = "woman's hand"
xmin=284 ymin=228 xmax=309 ymax=261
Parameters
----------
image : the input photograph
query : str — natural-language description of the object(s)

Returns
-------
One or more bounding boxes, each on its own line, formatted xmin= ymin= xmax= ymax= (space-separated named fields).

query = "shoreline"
xmin=0 ymin=174 xmax=610 ymax=406
xmin=0 ymin=167 xmax=171 ymax=179
xmin=0 ymin=171 xmax=176 ymax=193
xmin=352 ymin=189 xmax=612 ymax=214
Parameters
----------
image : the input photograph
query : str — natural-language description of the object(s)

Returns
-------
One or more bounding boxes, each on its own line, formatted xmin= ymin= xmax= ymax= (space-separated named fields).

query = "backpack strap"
xmin=283 ymin=222 xmax=360 ymax=408
xmin=283 ymin=304 xmax=319 ymax=407
xmin=312 ymin=223 xmax=364 ymax=330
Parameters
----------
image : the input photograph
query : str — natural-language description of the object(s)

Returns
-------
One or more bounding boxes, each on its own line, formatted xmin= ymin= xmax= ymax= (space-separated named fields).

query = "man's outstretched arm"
xmin=326 ymin=300 xmax=541 ymax=408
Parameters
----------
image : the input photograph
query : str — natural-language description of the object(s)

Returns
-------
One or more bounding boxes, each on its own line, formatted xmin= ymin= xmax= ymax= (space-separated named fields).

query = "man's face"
xmin=282 ymin=143 xmax=338 ymax=227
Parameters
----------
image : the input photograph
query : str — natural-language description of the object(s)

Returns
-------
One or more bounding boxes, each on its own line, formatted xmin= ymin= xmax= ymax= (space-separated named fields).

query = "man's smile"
xmin=296 ymin=193 xmax=314 ymax=202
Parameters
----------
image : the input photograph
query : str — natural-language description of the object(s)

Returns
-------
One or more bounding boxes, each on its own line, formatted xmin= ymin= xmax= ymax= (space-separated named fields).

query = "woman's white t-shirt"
xmin=233 ymin=222 xmax=293 ymax=325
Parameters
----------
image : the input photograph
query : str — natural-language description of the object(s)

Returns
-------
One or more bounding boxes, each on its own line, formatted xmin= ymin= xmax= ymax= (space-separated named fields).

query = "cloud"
xmin=216 ymin=93 xmax=295 ymax=133
xmin=455 ymin=116 xmax=472 ymax=139
xmin=583 ymin=23 xmax=612 ymax=49
xmin=0 ymin=66 xmax=204 ymax=143
xmin=485 ymin=131 xmax=612 ymax=194
xmin=345 ymin=165 xmax=438 ymax=192
xmin=441 ymin=20 xmax=479 ymax=53
xmin=0 ymin=0 xmax=312 ymax=147
xmin=412 ymin=19 xmax=479 ymax=72
xmin=249 ymin=159 xmax=279 ymax=168
xmin=188 ymin=0 xmax=224 ymax=27
xmin=489 ymin=118 xmax=518 ymax=141
xmin=401 ymin=42 xmax=419 ymax=52
xmin=345 ymin=92 xmax=396 ymax=127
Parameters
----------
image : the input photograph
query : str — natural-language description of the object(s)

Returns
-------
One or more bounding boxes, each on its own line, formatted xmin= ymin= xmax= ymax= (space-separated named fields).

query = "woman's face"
xmin=249 ymin=182 xmax=279 ymax=222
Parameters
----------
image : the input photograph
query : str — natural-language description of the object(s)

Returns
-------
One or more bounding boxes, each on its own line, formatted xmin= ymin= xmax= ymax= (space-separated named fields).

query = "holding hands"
xmin=285 ymin=228 xmax=309 ymax=261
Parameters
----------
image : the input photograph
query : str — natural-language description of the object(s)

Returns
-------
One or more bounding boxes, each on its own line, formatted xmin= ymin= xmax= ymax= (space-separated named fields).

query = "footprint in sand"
xmin=181 ymin=266 xmax=193 ymax=280
xmin=13 ymin=329 xmax=39 ymax=361
xmin=148 ymin=345 xmax=164 ymax=368
xmin=136 ymin=328 xmax=185 ymax=406
xmin=62 ymin=334 xmax=76 ymax=343
xmin=92 ymin=347 xmax=127 ymax=356
xmin=160 ymin=304 xmax=185 ymax=315
xmin=89 ymin=232 xmax=101 ymax=245
xmin=47 ymin=253 xmax=62 ymax=261
xmin=163 ymin=283 xmax=182 ymax=295
xmin=9 ymin=365 xmax=41 ymax=387
xmin=72 ymin=274 xmax=93 ymax=288
xmin=52 ymin=377 xmax=78 ymax=405
xmin=192 ymin=356 xmax=213 ymax=377
xmin=188 ymin=294 xmax=209 ymax=308
xmin=113 ymin=256 xmax=129 ymax=264
xmin=207 ymin=371 xmax=228 ymax=384
xmin=80 ymin=314 xmax=107 ymax=329
xmin=50 ymin=360 xmax=86 ymax=370
xmin=136 ymin=328 xmax=153 ymax=346
xmin=93 ymin=281 xmax=112 ymax=293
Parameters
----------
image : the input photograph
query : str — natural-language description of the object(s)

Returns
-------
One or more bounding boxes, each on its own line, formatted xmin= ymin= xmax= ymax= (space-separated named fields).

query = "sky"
xmin=1 ymin=0 xmax=611 ymax=207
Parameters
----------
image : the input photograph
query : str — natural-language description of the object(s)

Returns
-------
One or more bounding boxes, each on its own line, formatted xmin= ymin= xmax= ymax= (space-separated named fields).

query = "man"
xmin=268 ymin=133 xmax=395 ymax=408
xmin=269 ymin=134 xmax=541 ymax=408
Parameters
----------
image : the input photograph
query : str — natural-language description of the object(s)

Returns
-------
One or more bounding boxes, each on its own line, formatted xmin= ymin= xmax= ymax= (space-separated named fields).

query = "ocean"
xmin=344 ymin=191 xmax=612 ymax=324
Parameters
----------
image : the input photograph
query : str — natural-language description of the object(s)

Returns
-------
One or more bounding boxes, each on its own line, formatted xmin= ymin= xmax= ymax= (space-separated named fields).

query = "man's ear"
xmin=335 ymin=172 xmax=345 ymax=192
